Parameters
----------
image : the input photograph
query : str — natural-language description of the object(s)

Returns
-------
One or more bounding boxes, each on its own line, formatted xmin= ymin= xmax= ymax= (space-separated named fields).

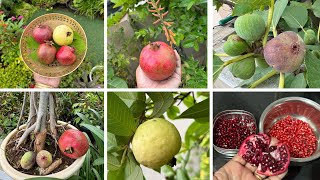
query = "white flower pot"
xmin=0 ymin=121 xmax=86 ymax=180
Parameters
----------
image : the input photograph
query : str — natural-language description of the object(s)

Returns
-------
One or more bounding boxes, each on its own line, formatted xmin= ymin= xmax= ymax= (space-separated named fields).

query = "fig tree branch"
xmin=26 ymin=92 xmax=37 ymax=129
xmin=49 ymin=93 xmax=57 ymax=138
xmin=262 ymin=0 xmax=275 ymax=47
xmin=17 ymin=92 xmax=27 ymax=130
xmin=16 ymin=123 xmax=36 ymax=148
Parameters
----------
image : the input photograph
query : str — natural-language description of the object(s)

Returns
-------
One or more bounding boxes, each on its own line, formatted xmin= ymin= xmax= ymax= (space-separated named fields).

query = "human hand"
xmin=136 ymin=50 xmax=181 ymax=88
xmin=213 ymin=137 xmax=288 ymax=180
xmin=33 ymin=73 xmax=61 ymax=88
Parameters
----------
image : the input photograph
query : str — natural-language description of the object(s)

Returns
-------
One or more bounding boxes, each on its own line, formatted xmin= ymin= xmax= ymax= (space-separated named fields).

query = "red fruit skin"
xmin=58 ymin=129 xmax=89 ymax=159
xmin=238 ymin=133 xmax=290 ymax=176
xmin=32 ymin=25 xmax=53 ymax=44
xmin=56 ymin=46 xmax=76 ymax=65
xmin=37 ymin=42 xmax=57 ymax=65
xmin=139 ymin=41 xmax=177 ymax=81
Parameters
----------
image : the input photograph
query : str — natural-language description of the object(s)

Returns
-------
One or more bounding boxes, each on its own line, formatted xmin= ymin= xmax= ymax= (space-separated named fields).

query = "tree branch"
xmin=17 ymin=92 xmax=27 ymax=130
xmin=49 ymin=93 xmax=57 ymax=138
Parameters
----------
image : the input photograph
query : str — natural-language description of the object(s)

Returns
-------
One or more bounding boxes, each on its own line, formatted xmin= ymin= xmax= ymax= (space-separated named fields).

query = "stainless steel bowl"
xmin=213 ymin=110 xmax=257 ymax=158
xmin=260 ymin=97 xmax=320 ymax=162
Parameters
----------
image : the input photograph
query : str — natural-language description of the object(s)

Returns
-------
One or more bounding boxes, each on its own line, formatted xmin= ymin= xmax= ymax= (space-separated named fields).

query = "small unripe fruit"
xmin=235 ymin=14 xmax=265 ymax=41
xmin=229 ymin=57 xmax=256 ymax=79
xmin=223 ymin=34 xmax=250 ymax=56
xmin=255 ymin=58 xmax=269 ymax=69
xmin=304 ymin=29 xmax=317 ymax=45
xmin=20 ymin=151 xmax=36 ymax=170
xmin=36 ymin=150 xmax=53 ymax=168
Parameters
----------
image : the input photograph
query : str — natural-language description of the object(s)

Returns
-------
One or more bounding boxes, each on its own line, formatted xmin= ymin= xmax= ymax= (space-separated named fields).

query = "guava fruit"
xmin=234 ymin=14 xmax=265 ymax=41
xmin=53 ymin=25 xmax=74 ymax=46
xmin=20 ymin=151 xmax=36 ymax=170
xmin=304 ymin=29 xmax=316 ymax=45
xmin=264 ymin=31 xmax=306 ymax=73
xmin=229 ymin=57 xmax=256 ymax=79
xmin=223 ymin=34 xmax=250 ymax=56
xmin=132 ymin=118 xmax=181 ymax=169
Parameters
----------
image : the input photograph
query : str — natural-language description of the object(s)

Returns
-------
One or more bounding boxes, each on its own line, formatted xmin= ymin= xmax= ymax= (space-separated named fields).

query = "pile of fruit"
xmin=33 ymin=24 xmax=77 ymax=66
xmin=19 ymin=129 xmax=89 ymax=175
xmin=223 ymin=13 xmax=309 ymax=80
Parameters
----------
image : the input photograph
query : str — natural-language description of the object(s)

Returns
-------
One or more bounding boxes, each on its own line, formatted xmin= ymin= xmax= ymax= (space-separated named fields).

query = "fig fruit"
xmin=229 ymin=57 xmax=255 ymax=79
xmin=264 ymin=31 xmax=306 ymax=73
xmin=20 ymin=151 xmax=36 ymax=170
xmin=56 ymin=46 xmax=76 ymax=65
xmin=139 ymin=41 xmax=177 ymax=81
xmin=255 ymin=58 xmax=269 ymax=69
xmin=58 ymin=129 xmax=89 ymax=159
xmin=223 ymin=34 xmax=250 ymax=56
xmin=304 ymin=29 xmax=316 ymax=45
xmin=132 ymin=118 xmax=181 ymax=169
xmin=32 ymin=25 xmax=53 ymax=44
xmin=53 ymin=25 xmax=74 ymax=46
xmin=37 ymin=41 xmax=57 ymax=65
xmin=36 ymin=150 xmax=52 ymax=168
xmin=235 ymin=14 xmax=265 ymax=41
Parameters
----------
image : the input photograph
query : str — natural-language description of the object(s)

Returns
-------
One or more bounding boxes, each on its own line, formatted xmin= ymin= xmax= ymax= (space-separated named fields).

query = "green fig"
xmin=229 ymin=57 xmax=256 ymax=79
xmin=304 ymin=29 xmax=317 ymax=45
xmin=255 ymin=58 xmax=269 ymax=69
xmin=21 ymin=151 xmax=36 ymax=170
xmin=223 ymin=34 xmax=250 ymax=56
xmin=235 ymin=14 xmax=265 ymax=41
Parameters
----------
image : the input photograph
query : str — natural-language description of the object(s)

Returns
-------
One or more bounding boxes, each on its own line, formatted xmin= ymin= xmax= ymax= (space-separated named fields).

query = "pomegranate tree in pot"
xmin=0 ymin=92 xmax=88 ymax=179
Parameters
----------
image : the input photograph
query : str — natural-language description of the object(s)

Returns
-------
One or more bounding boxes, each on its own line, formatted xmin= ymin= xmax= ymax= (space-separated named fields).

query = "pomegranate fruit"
xmin=268 ymin=116 xmax=317 ymax=158
xmin=139 ymin=41 xmax=177 ymax=81
xmin=37 ymin=41 xmax=57 ymax=64
xmin=56 ymin=46 xmax=76 ymax=65
xmin=58 ymin=129 xmax=89 ymax=159
xmin=213 ymin=113 xmax=256 ymax=149
xmin=32 ymin=25 xmax=53 ymax=44
xmin=239 ymin=133 xmax=290 ymax=176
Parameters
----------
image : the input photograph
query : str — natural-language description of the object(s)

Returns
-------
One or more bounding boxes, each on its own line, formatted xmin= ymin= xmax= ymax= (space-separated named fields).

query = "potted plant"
xmin=0 ymin=92 xmax=89 ymax=179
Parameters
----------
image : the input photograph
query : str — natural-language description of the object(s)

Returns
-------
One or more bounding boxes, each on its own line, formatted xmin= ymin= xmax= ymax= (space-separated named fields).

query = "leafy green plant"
xmin=182 ymin=57 xmax=207 ymax=88
xmin=107 ymin=92 xmax=209 ymax=179
xmin=214 ymin=0 xmax=320 ymax=88
xmin=72 ymin=0 xmax=104 ymax=18
xmin=30 ymin=0 xmax=57 ymax=8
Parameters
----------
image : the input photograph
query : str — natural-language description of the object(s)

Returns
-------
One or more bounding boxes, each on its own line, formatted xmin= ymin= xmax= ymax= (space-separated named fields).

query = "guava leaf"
xmin=183 ymin=94 xmax=195 ymax=108
xmin=312 ymin=0 xmax=320 ymax=18
xmin=232 ymin=0 xmax=270 ymax=16
xmin=107 ymin=77 xmax=128 ymax=88
xmin=213 ymin=55 xmax=224 ymax=83
xmin=125 ymin=152 xmax=143 ymax=180
xmin=272 ymin=0 xmax=288 ymax=29
xmin=107 ymin=92 xmax=137 ymax=136
xmin=167 ymin=105 xmax=180 ymax=120
xmin=177 ymin=98 xmax=209 ymax=121
xmin=107 ymin=154 xmax=124 ymax=178
xmin=285 ymin=73 xmax=307 ymax=88
xmin=115 ymin=92 xmax=146 ymax=118
xmin=305 ymin=51 xmax=320 ymax=88
xmin=185 ymin=121 xmax=209 ymax=149
xmin=282 ymin=5 xmax=308 ymax=29
xmin=147 ymin=92 xmax=174 ymax=118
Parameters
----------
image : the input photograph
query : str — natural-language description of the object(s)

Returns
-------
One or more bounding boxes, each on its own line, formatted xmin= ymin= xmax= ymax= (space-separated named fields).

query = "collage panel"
xmin=107 ymin=91 xmax=209 ymax=179
xmin=0 ymin=1 xmax=104 ymax=88
xmin=107 ymin=0 xmax=207 ymax=89
xmin=0 ymin=92 xmax=104 ymax=179
xmin=213 ymin=0 xmax=320 ymax=88
xmin=213 ymin=92 xmax=320 ymax=179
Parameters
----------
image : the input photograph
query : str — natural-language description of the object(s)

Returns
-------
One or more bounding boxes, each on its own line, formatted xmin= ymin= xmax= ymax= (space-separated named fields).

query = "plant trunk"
xmin=34 ymin=92 xmax=49 ymax=153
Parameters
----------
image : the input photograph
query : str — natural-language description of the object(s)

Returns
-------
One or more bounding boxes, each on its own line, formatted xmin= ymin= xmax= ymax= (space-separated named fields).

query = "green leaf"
xmin=80 ymin=123 xmax=104 ymax=141
xmin=232 ymin=0 xmax=270 ymax=16
xmin=125 ymin=152 xmax=144 ymax=180
xmin=107 ymin=92 xmax=137 ymax=136
xmin=108 ymin=77 xmax=128 ymax=88
xmin=107 ymin=66 xmax=114 ymax=79
xmin=76 ymin=112 xmax=90 ymax=124
xmin=107 ymin=132 xmax=118 ymax=152
xmin=115 ymin=92 xmax=146 ymax=118
xmin=176 ymin=168 xmax=190 ymax=180
xmin=285 ymin=73 xmax=307 ymax=88
xmin=183 ymin=95 xmax=195 ymax=108
xmin=237 ymin=67 xmax=274 ymax=87
xmin=177 ymin=98 xmax=209 ymax=120
xmin=312 ymin=0 xmax=320 ymax=18
xmin=147 ymin=92 xmax=174 ymax=118
xmin=272 ymin=0 xmax=289 ymax=29
xmin=167 ymin=105 xmax=180 ymax=120
xmin=92 ymin=167 xmax=102 ymax=180
xmin=213 ymin=55 xmax=224 ymax=83
xmin=107 ymin=153 xmax=121 ymax=171
xmin=185 ymin=121 xmax=209 ymax=149
xmin=161 ymin=165 xmax=176 ymax=177
xmin=282 ymin=5 xmax=308 ymax=28
xmin=93 ymin=157 xmax=104 ymax=166
xmin=71 ymin=31 xmax=86 ymax=56
xmin=306 ymin=51 xmax=320 ymax=87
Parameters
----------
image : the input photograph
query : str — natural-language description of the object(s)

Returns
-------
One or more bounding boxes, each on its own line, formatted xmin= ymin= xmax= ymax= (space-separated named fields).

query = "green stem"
xmin=279 ymin=72 xmax=285 ymax=88
xmin=249 ymin=69 xmax=278 ymax=88
xmin=318 ymin=22 xmax=320 ymax=43
xmin=262 ymin=0 xmax=275 ymax=47
xmin=214 ymin=53 xmax=229 ymax=57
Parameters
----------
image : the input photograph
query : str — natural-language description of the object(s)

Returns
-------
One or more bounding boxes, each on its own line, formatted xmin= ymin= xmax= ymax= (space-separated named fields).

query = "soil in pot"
xmin=5 ymin=126 xmax=75 ymax=176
